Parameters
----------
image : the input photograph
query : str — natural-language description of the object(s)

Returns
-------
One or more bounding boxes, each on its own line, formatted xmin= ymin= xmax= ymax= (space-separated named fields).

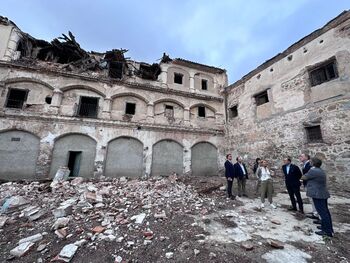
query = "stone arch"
xmin=50 ymin=133 xmax=97 ymax=178
xmin=153 ymin=98 xmax=185 ymax=109
xmin=167 ymin=66 xmax=190 ymax=87
xmin=153 ymin=98 xmax=185 ymax=124
xmin=4 ymin=77 xmax=55 ymax=90
xmin=194 ymin=72 xmax=214 ymax=91
xmin=191 ymin=141 xmax=218 ymax=176
xmin=61 ymin=85 xmax=106 ymax=98
xmin=3 ymin=78 xmax=55 ymax=109
xmin=53 ymin=132 xmax=97 ymax=143
xmin=110 ymin=92 xmax=149 ymax=121
xmin=151 ymin=139 xmax=183 ymax=176
xmin=105 ymin=136 xmax=144 ymax=178
xmin=111 ymin=92 xmax=149 ymax=104
xmin=189 ymin=103 xmax=217 ymax=113
xmin=0 ymin=129 xmax=40 ymax=180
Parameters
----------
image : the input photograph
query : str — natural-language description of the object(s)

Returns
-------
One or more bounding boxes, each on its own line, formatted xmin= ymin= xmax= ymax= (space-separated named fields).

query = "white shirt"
xmin=239 ymin=163 xmax=246 ymax=175
xmin=260 ymin=167 xmax=271 ymax=181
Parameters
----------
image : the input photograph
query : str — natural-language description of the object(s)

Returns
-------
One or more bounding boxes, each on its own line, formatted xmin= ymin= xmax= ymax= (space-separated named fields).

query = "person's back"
xmin=305 ymin=167 xmax=330 ymax=199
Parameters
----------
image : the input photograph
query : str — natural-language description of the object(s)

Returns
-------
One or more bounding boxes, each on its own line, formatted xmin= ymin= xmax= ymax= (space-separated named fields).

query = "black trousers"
xmin=227 ymin=178 xmax=234 ymax=197
xmin=313 ymin=198 xmax=334 ymax=235
xmin=286 ymin=184 xmax=303 ymax=212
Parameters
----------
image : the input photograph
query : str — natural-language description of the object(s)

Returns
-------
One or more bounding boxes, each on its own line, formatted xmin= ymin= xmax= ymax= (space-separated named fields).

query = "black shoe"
xmin=317 ymin=226 xmax=322 ymax=230
xmin=313 ymin=219 xmax=321 ymax=225
xmin=306 ymin=214 xmax=319 ymax=220
xmin=287 ymin=207 xmax=297 ymax=211
xmin=315 ymin=230 xmax=333 ymax=237
xmin=243 ymin=194 xmax=248 ymax=197
xmin=230 ymin=196 xmax=236 ymax=200
xmin=238 ymin=194 xmax=242 ymax=197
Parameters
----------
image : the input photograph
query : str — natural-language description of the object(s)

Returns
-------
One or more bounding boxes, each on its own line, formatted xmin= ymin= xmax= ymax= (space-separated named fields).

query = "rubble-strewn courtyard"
xmin=1 ymin=176 xmax=349 ymax=263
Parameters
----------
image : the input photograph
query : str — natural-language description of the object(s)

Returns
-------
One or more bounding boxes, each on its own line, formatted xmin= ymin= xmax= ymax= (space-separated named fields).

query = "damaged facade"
xmin=0 ymin=16 xmax=227 ymax=180
xmin=0 ymin=11 xmax=349 ymax=186
xmin=225 ymin=11 xmax=350 ymax=186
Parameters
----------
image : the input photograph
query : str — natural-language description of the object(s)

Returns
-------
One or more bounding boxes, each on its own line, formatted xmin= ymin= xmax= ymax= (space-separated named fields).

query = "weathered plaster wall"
xmin=0 ymin=117 xmax=225 ymax=179
xmin=0 ymin=61 xmax=226 ymax=180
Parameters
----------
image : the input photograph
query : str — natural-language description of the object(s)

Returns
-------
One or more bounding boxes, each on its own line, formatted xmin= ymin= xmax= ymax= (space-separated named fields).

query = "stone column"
xmin=159 ymin=64 xmax=169 ymax=88
xmin=49 ymin=89 xmax=63 ymax=114
xmin=35 ymin=139 xmax=54 ymax=179
xmin=94 ymin=142 xmax=106 ymax=178
xmin=183 ymin=147 xmax=192 ymax=175
xmin=147 ymin=103 xmax=154 ymax=123
xmin=189 ymin=72 xmax=195 ymax=93
xmin=159 ymin=70 xmax=168 ymax=88
xmin=143 ymin=143 xmax=153 ymax=177
xmin=184 ymin=107 xmax=190 ymax=125
xmin=102 ymin=97 xmax=112 ymax=119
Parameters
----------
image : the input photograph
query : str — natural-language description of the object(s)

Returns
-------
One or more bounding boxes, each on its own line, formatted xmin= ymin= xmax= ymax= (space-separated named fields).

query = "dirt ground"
xmin=0 ymin=175 xmax=349 ymax=263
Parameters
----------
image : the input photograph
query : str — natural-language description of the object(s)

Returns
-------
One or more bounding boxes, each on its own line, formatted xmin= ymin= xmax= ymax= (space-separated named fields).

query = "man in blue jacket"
xmin=282 ymin=157 xmax=304 ymax=213
xmin=233 ymin=156 xmax=249 ymax=197
xmin=224 ymin=154 xmax=235 ymax=200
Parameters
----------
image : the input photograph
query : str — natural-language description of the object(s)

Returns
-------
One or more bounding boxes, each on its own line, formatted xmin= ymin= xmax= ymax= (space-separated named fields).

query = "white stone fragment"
xmin=18 ymin=233 xmax=43 ymax=245
xmin=58 ymin=244 xmax=78 ymax=262
xmin=131 ymin=213 xmax=146 ymax=224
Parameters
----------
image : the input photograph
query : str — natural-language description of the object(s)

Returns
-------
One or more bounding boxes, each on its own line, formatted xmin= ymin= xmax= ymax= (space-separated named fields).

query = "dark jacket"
xmin=282 ymin=163 xmax=302 ymax=187
xmin=304 ymin=167 xmax=330 ymax=199
xmin=302 ymin=161 xmax=312 ymax=186
xmin=302 ymin=161 xmax=312 ymax=175
xmin=224 ymin=160 xmax=234 ymax=179
xmin=253 ymin=163 xmax=259 ymax=174
xmin=233 ymin=162 xmax=248 ymax=179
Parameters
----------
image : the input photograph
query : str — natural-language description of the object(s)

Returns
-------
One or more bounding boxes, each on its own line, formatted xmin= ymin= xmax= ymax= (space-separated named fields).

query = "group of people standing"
xmin=224 ymin=153 xmax=334 ymax=238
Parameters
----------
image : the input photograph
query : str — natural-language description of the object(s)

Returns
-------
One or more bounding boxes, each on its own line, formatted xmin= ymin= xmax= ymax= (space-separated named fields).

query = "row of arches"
xmin=0 ymin=130 xmax=218 ymax=180
xmin=3 ymin=77 xmax=219 ymax=112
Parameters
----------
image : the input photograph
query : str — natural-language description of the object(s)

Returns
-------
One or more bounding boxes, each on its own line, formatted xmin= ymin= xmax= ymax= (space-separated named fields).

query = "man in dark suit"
xmin=282 ymin=157 xmax=303 ymax=213
xmin=224 ymin=154 xmax=235 ymax=200
xmin=233 ymin=156 xmax=249 ymax=197
xmin=300 ymin=153 xmax=312 ymax=175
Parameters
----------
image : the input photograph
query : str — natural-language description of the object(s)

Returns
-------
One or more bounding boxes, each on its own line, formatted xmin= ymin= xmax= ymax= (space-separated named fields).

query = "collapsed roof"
xmin=2 ymin=17 xmax=225 ymax=80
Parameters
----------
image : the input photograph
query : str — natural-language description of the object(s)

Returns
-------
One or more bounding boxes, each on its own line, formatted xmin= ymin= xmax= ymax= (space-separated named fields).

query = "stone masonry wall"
xmin=225 ymin=14 xmax=350 ymax=187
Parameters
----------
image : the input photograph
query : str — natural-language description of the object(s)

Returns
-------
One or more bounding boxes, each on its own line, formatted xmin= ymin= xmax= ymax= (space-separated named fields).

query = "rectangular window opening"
xmin=309 ymin=60 xmax=338 ymax=86
xmin=5 ymin=88 xmax=28 ymax=109
xmin=78 ymin=96 xmax=99 ymax=118
xmin=305 ymin=125 xmax=323 ymax=143
xmin=109 ymin=61 xmax=124 ymax=79
xmin=198 ymin=106 xmax=206 ymax=117
xmin=67 ymin=151 xmax=82 ymax=177
xmin=174 ymin=73 xmax=183 ymax=84
xmin=255 ymin=91 xmax=269 ymax=106
xmin=201 ymin=79 xmax=208 ymax=90
xmin=125 ymin=102 xmax=136 ymax=115
xmin=229 ymin=105 xmax=238 ymax=118
xmin=165 ymin=105 xmax=174 ymax=118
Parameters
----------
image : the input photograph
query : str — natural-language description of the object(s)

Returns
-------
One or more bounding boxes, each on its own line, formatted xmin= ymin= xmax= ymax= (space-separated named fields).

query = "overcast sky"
xmin=1 ymin=1 xmax=349 ymax=83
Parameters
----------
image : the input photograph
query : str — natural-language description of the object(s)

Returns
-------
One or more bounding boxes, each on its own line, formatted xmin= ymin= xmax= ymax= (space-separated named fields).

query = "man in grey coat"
xmin=301 ymin=157 xmax=334 ymax=237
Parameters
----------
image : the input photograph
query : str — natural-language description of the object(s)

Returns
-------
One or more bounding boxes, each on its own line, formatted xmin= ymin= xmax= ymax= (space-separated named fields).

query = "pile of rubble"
xmin=0 ymin=175 xmax=218 ymax=262
xmin=1 ymin=175 xmax=349 ymax=263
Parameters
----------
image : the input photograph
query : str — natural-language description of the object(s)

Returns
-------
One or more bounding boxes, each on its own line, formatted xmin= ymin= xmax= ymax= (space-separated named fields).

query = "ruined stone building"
xmin=0 ymin=17 xmax=227 ymax=180
xmin=0 ymin=11 xmax=349 ymax=185
xmin=225 ymin=11 xmax=350 ymax=186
